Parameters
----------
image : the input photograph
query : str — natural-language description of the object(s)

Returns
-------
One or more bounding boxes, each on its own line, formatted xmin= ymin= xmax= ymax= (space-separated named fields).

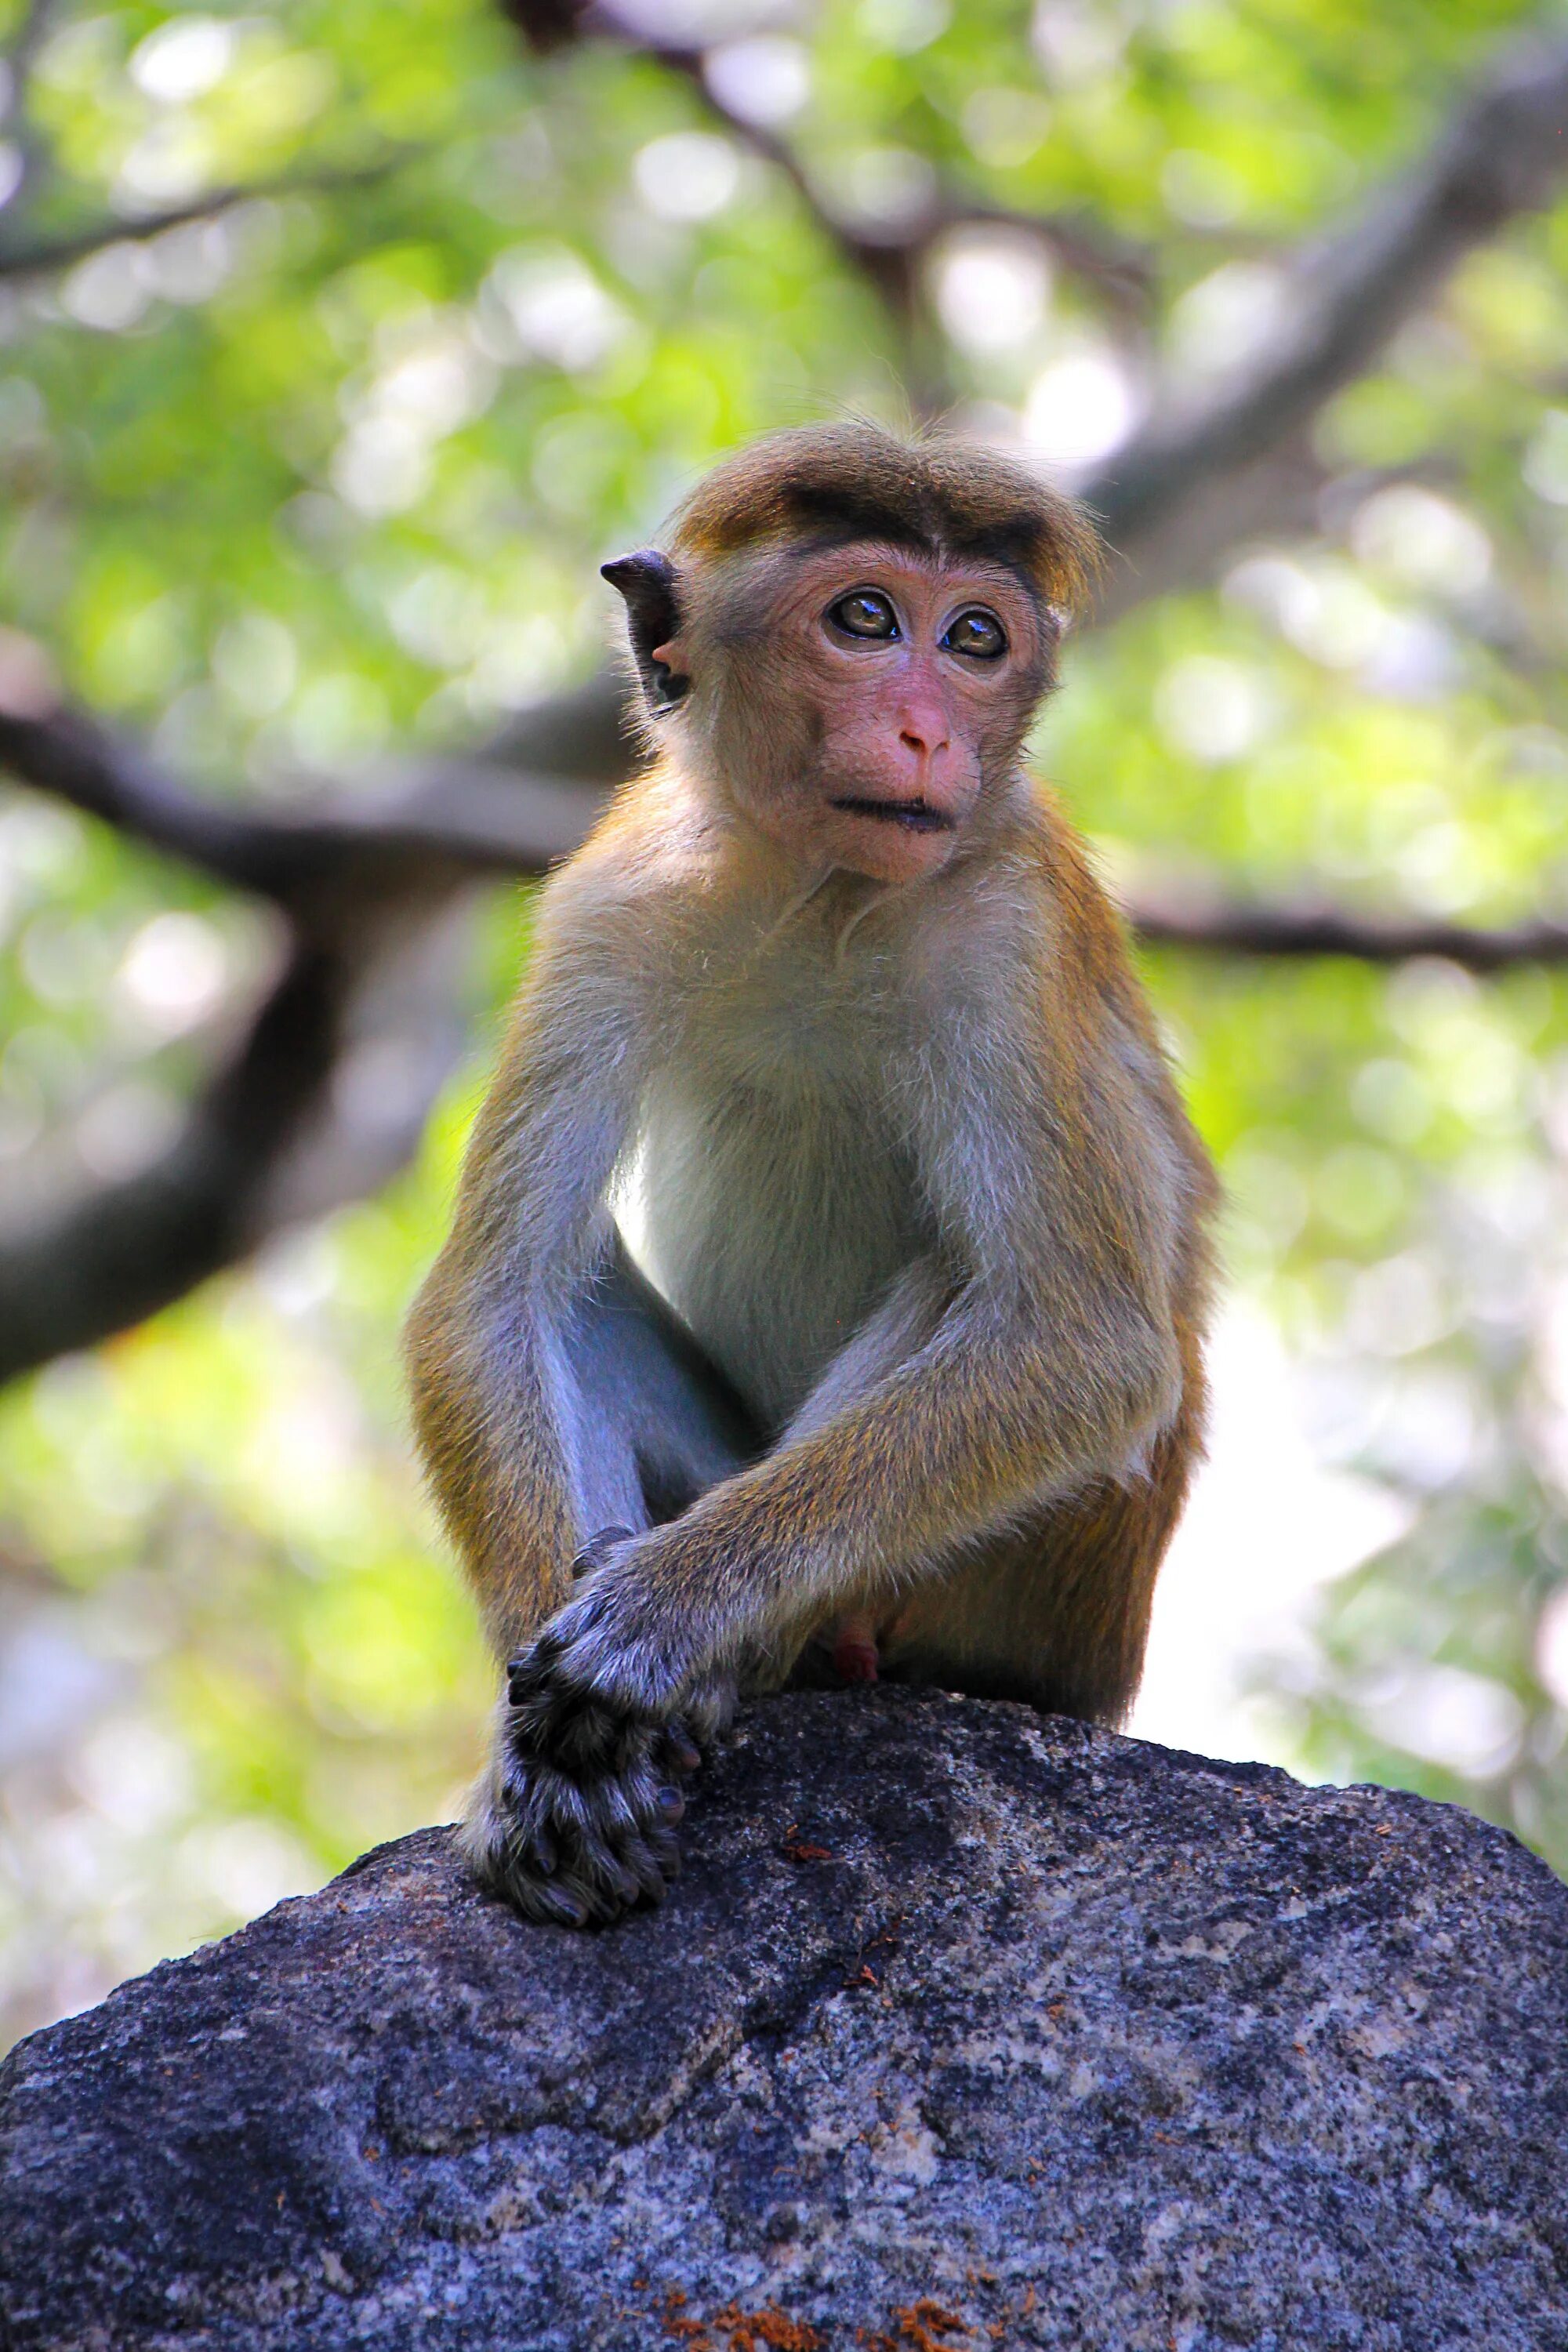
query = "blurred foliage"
xmin=4 ymin=0 xmax=1568 ymax=2046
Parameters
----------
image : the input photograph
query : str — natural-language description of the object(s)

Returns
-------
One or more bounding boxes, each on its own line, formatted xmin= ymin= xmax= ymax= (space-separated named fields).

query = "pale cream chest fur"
xmin=619 ymin=884 xmax=930 ymax=1432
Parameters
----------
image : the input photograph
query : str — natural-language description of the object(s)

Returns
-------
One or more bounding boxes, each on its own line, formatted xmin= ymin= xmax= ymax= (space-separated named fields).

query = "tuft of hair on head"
xmin=667 ymin=421 xmax=1102 ymax=612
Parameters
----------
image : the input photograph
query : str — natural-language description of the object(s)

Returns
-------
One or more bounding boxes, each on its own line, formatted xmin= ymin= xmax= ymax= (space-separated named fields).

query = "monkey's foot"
xmin=467 ymin=1664 xmax=735 ymax=1929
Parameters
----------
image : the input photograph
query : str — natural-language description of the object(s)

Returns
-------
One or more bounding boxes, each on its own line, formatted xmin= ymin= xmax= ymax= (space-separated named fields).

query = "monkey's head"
xmin=603 ymin=424 xmax=1099 ymax=886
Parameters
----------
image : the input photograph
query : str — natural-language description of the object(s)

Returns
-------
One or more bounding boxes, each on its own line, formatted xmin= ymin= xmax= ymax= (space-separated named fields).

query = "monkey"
xmin=405 ymin=422 xmax=1218 ymax=1929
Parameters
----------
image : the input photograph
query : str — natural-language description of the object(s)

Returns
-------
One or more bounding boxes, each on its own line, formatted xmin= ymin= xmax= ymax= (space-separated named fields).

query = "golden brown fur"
xmin=669 ymin=423 xmax=1100 ymax=605
xmin=406 ymin=423 xmax=1217 ymax=1926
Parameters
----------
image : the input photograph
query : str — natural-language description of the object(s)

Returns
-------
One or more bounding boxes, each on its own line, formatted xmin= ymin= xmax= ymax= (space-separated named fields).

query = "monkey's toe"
xmin=678 ymin=1671 xmax=738 ymax=1748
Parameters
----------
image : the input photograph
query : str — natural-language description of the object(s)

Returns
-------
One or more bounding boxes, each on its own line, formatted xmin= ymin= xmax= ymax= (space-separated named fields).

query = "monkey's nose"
xmin=896 ymin=721 xmax=953 ymax=784
xmin=898 ymin=713 xmax=950 ymax=757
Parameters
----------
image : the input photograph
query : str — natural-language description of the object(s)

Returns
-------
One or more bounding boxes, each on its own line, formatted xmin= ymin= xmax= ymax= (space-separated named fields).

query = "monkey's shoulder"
xmin=993 ymin=786 xmax=1212 ymax=1175
xmin=919 ymin=788 xmax=1123 ymax=1030
xmin=1006 ymin=775 xmax=1121 ymax=921
xmin=527 ymin=785 xmax=710 ymax=978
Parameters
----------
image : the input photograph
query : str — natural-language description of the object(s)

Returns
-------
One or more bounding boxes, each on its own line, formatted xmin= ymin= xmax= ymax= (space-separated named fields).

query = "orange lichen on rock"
xmin=858 ymin=2298 xmax=977 ymax=2351
xmin=662 ymin=2288 xmax=825 ymax=2351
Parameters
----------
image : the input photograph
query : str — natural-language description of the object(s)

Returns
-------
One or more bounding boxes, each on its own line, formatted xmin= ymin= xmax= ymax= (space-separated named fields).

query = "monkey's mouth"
xmin=831 ymin=795 xmax=955 ymax=834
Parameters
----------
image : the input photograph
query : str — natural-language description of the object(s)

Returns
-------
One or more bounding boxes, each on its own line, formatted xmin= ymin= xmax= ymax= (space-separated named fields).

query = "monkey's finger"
xmin=517 ymin=1758 xmax=598 ymax=1846
xmin=585 ymin=1773 xmax=674 ymax=1907
xmin=609 ymin=1822 xmax=672 ymax=1904
xmin=637 ymin=1806 xmax=683 ymax=1875
xmin=572 ymin=1824 xmax=644 ymax=1912
xmin=506 ymin=1642 xmax=562 ymax=1710
xmin=492 ymin=1828 xmax=589 ymax=1927
xmin=558 ymin=1773 xmax=644 ymax=1887
xmin=525 ymin=1877 xmax=590 ymax=1929
xmin=609 ymin=1795 xmax=681 ymax=1895
xmin=597 ymin=1768 xmax=676 ymax=1865
xmin=571 ymin=1524 xmax=635 ymax=1579
xmin=523 ymin=1822 xmax=558 ymax=1876
xmin=515 ymin=1624 xmax=568 ymax=1679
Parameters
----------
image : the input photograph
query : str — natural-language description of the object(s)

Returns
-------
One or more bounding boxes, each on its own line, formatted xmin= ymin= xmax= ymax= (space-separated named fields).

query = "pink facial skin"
xmin=655 ymin=541 xmax=1051 ymax=888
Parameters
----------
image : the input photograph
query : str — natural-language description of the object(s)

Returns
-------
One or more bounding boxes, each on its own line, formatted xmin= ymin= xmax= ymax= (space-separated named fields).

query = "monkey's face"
xmin=662 ymin=543 xmax=1054 ymax=887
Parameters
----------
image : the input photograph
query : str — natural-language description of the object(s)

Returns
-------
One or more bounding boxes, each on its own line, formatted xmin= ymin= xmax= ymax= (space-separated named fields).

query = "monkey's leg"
xmin=562 ymin=1240 xmax=761 ymax=1540
xmin=470 ymin=1240 xmax=761 ymax=1927
xmin=880 ymin=1415 xmax=1196 ymax=1723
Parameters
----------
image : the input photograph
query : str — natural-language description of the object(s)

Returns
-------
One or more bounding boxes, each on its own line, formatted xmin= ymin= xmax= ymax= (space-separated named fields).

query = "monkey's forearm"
xmin=557 ymin=1285 xmax=1183 ymax=1711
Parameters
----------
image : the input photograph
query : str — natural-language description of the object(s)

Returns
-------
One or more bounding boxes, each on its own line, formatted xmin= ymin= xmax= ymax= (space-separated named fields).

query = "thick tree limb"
xmin=1089 ymin=31 xmax=1568 ymax=608
xmin=0 ymin=695 xmax=602 ymax=1383
xmin=5 ymin=662 xmax=1568 ymax=1385
xmin=0 ymin=930 xmax=356 ymax=1383
xmin=10 ymin=695 xmax=1568 ymax=977
xmin=0 ymin=875 xmax=485 ymax=1386
xmin=0 ymin=704 xmax=612 ymax=894
xmin=6 ymin=23 xmax=1568 ymax=1381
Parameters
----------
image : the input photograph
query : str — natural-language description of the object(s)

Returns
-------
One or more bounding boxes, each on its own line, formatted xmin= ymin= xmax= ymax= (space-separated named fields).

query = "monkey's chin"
xmin=826 ymin=800 xmax=963 ymax=884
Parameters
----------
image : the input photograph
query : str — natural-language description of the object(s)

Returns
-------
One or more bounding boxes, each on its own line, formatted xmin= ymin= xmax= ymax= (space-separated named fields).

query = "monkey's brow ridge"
xmin=767 ymin=528 xmax=1049 ymax=618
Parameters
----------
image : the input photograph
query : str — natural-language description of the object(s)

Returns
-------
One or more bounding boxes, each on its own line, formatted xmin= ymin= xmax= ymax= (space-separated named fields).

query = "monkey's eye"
xmin=942 ymin=608 xmax=1007 ymax=661
xmin=828 ymin=590 xmax=899 ymax=641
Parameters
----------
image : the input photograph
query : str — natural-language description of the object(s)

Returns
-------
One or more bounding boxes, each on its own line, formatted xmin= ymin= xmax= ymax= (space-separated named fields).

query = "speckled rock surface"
xmin=2 ymin=1688 xmax=1566 ymax=2351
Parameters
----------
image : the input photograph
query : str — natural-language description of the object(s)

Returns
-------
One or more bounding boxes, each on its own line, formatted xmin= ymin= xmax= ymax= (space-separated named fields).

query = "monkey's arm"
xmin=515 ymin=1028 xmax=1192 ymax=1725
xmin=410 ymin=884 xmax=750 ymax=1922
xmin=405 ymin=879 xmax=655 ymax=1654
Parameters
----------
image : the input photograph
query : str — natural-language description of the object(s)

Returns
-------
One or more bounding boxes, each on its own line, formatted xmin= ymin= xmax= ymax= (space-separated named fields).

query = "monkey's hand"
xmin=468 ymin=1529 xmax=732 ymax=1928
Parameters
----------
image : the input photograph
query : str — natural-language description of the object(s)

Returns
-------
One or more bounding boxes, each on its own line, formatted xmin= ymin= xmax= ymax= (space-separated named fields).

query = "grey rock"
xmin=2 ymin=1687 xmax=1566 ymax=2351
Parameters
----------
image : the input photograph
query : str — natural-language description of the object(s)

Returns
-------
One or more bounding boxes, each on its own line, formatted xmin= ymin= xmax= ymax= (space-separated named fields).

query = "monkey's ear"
xmin=601 ymin=549 xmax=688 ymax=713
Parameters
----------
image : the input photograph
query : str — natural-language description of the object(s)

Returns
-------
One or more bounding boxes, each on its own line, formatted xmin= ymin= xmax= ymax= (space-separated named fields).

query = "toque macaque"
xmin=405 ymin=423 xmax=1217 ymax=1926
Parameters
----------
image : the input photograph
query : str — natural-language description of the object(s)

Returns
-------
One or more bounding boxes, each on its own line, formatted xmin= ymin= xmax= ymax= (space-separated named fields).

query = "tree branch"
xmin=0 ymin=702 xmax=612 ymax=895
xmin=0 ymin=931 xmax=354 ymax=1384
xmin=1129 ymin=891 xmax=1568 ymax=974
xmin=0 ymin=688 xmax=535 ymax=1384
xmin=1085 ymin=31 xmax=1568 ymax=606
xmin=500 ymin=0 xmax=1151 ymax=318
xmin=0 ymin=877 xmax=483 ymax=1386
xmin=7 ymin=22 xmax=1568 ymax=1379
xmin=13 ymin=681 xmax=1568 ymax=973
xmin=0 ymin=0 xmax=64 ymax=235
xmin=8 ymin=658 xmax=1568 ymax=1385
xmin=2 ymin=0 xmax=56 ymax=85
xmin=0 ymin=154 xmax=416 ymax=282
xmin=506 ymin=7 xmax=1568 ymax=612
